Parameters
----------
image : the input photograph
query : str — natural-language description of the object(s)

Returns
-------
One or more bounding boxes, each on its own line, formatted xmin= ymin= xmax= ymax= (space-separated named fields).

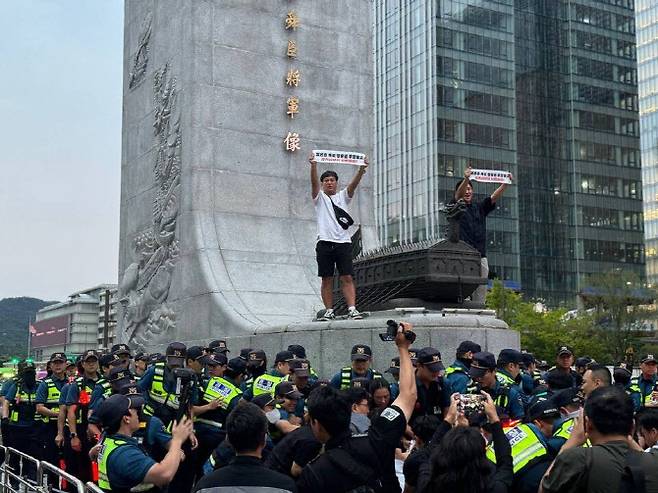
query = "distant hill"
xmin=0 ymin=297 xmax=58 ymax=359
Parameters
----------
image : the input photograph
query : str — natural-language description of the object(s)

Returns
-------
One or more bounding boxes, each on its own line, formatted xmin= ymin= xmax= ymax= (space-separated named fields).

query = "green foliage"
xmin=0 ymin=297 xmax=56 ymax=358
xmin=486 ymin=281 xmax=609 ymax=363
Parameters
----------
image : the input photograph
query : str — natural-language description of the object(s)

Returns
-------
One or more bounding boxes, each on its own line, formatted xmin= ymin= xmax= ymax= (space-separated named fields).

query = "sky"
xmin=0 ymin=1 xmax=124 ymax=301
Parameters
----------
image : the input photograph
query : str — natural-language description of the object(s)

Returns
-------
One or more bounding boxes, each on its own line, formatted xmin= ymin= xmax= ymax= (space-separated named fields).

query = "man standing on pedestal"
xmin=454 ymin=166 xmax=511 ymax=304
xmin=309 ymin=152 xmax=368 ymax=320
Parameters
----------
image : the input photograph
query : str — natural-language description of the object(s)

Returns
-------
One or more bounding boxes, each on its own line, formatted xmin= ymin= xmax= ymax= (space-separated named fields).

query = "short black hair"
xmin=347 ymin=387 xmax=369 ymax=406
xmin=585 ymin=386 xmax=633 ymax=436
xmin=637 ymin=408 xmax=658 ymax=432
xmin=368 ymin=378 xmax=390 ymax=394
xmin=226 ymin=402 xmax=268 ymax=454
xmin=320 ymin=170 xmax=338 ymax=182
xmin=307 ymin=386 xmax=351 ymax=437
xmin=455 ymin=178 xmax=473 ymax=192
xmin=586 ymin=364 xmax=612 ymax=386
xmin=411 ymin=415 xmax=441 ymax=444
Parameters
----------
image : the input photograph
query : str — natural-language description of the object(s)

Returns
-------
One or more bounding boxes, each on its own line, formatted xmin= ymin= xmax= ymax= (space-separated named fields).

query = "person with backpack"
xmin=540 ymin=386 xmax=658 ymax=493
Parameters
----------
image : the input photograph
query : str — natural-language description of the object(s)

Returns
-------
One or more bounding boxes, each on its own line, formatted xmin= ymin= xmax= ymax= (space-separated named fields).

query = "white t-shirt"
xmin=313 ymin=188 xmax=353 ymax=243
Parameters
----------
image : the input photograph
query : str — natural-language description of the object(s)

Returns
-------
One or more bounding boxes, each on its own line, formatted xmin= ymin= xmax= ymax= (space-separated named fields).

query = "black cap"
xmin=351 ymin=377 xmax=370 ymax=389
xmin=275 ymin=351 xmax=295 ymax=364
xmin=18 ymin=360 xmax=36 ymax=371
xmin=350 ymin=344 xmax=372 ymax=361
xmin=386 ymin=356 xmax=400 ymax=374
xmin=227 ymin=357 xmax=247 ymax=374
xmin=575 ymin=356 xmax=593 ymax=368
xmin=275 ymin=381 xmax=303 ymax=399
xmin=166 ymin=342 xmax=187 ymax=360
xmin=287 ymin=344 xmax=307 ymax=359
xmin=201 ymin=352 xmax=228 ymax=366
xmin=134 ymin=352 xmax=149 ymax=362
xmin=469 ymin=352 xmax=496 ymax=378
xmin=252 ymin=393 xmax=279 ymax=409
xmin=289 ymin=359 xmax=311 ymax=377
xmin=116 ymin=382 xmax=145 ymax=407
xmin=641 ymin=354 xmax=658 ymax=364
xmin=186 ymin=346 xmax=205 ymax=361
xmin=82 ymin=350 xmax=99 ymax=362
xmin=96 ymin=394 xmax=141 ymax=429
xmin=409 ymin=349 xmax=418 ymax=365
xmin=109 ymin=367 xmax=133 ymax=383
xmin=111 ymin=344 xmax=132 ymax=357
xmin=457 ymin=341 xmax=482 ymax=355
xmin=148 ymin=353 xmax=162 ymax=364
xmin=520 ymin=352 xmax=536 ymax=367
xmin=528 ymin=400 xmax=560 ymax=422
xmin=498 ymin=349 xmax=523 ymax=365
xmin=50 ymin=352 xmax=67 ymax=363
xmin=556 ymin=345 xmax=573 ymax=356
xmin=99 ymin=353 xmax=118 ymax=368
xmin=239 ymin=348 xmax=253 ymax=360
xmin=551 ymin=388 xmax=583 ymax=409
xmin=209 ymin=340 xmax=230 ymax=353
xmin=417 ymin=347 xmax=445 ymax=372
xmin=247 ymin=350 xmax=266 ymax=365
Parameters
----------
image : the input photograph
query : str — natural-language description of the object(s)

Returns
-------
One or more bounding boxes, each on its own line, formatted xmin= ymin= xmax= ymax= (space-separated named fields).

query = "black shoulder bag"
xmin=330 ymin=197 xmax=354 ymax=230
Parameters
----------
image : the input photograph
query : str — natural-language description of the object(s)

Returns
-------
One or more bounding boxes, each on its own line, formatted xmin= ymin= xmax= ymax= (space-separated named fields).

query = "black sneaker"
xmin=318 ymin=309 xmax=336 ymax=321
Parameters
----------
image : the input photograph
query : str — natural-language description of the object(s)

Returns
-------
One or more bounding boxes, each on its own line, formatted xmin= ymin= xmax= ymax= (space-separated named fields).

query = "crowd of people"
xmin=2 ymin=325 xmax=658 ymax=492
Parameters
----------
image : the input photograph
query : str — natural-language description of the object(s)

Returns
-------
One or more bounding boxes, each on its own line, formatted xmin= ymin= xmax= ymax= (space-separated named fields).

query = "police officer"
xmin=242 ymin=349 xmax=266 ymax=392
xmin=191 ymin=352 xmax=238 ymax=479
xmin=288 ymin=358 xmax=312 ymax=416
xmin=445 ymin=340 xmax=481 ymax=395
xmin=468 ymin=351 xmax=525 ymax=420
xmin=35 ymin=352 xmax=69 ymax=464
xmin=66 ymin=349 xmax=101 ymax=482
xmin=629 ymin=353 xmax=658 ymax=411
xmin=95 ymin=393 xmax=193 ymax=493
xmin=413 ymin=347 xmax=449 ymax=420
xmin=245 ymin=350 xmax=295 ymax=400
xmin=486 ymin=399 xmax=559 ymax=493
xmin=575 ymin=356 xmax=594 ymax=377
xmin=208 ymin=339 xmax=230 ymax=356
xmin=330 ymin=344 xmax=383 ymax=389
xmin=134 ymin=353 xmax=149 ymax=381
xmin=496 ymin=349 xmax=523 ymax=388
xmin=545 ymin=345 xmax=582 ymax=388
xmin=385 ymin=356 xmax=400 ymax=399
xmin=1 ymin=360 xmax=40 ymax=479
xmin=548 ymin=387 xmax=584 ymax=453
xmin=287 ymin=344 xmax=319 ymax=381
xmin=111 ymin=343 xmax=133 ymax=370
xmin=138 ymin=342 xmax=193 ymax=426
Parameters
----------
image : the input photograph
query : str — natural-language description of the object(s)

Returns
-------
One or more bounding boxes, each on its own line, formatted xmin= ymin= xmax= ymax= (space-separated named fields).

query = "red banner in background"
xmin=31 ymin=315 xmax=69 ymax=348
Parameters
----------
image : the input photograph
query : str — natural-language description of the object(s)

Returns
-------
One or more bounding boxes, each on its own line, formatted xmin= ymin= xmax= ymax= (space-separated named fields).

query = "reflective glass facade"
xmin=375 ymin=0 xmax=644 ymax=304
xmin=637 ymin=0 xmax=658 ymax=284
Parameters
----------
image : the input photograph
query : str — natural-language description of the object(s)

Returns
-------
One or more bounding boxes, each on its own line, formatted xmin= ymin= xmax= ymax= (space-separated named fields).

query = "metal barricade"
xmin=84 ymin=481 xmax=104 ymax=493
xmin=38 ymin=460 xmax=85 ymax=493
xmin=0 ymin=447 xmax=41 ymax=493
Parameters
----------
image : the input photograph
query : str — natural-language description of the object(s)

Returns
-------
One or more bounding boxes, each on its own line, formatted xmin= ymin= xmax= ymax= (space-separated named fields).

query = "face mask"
xmin=22 ymin=371 xmax=37 ymax=387
xmin=564 ymin=409 xmax=580 ymax=420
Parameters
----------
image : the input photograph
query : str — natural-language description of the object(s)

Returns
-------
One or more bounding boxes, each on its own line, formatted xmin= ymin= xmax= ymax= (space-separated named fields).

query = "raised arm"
xmin=454 ymin=167 xmax=472 ymax=200
xmin=309 ymin=153 xmax=320 ymax=199
xmin=490 ymin=174 xmax=512 ymax=204
xmin=391 ymin=321 xmax=418 ymax=421
xmin=346 ymin=156 xmax=369 ymax=198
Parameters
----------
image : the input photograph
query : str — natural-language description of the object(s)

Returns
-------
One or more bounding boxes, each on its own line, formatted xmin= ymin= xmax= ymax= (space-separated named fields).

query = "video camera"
xmin=173 ymin=367 xmax=196 ymax=422
xmin=379 ymin=319 xmax=416 ymax=343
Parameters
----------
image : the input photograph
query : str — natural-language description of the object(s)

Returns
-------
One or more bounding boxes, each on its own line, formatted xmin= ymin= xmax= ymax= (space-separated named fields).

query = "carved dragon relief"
xmin=120 ymin=63 xmax=181 ymax=350
xmin=128 ymin=12 xmax=153 ymax=90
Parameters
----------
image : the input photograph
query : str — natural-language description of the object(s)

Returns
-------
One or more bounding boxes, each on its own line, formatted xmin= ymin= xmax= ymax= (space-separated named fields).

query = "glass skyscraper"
xmin=375 ymin=0 xmax=644 ymax=305
xmin=637 ymin=0 xmax=658 ymax=285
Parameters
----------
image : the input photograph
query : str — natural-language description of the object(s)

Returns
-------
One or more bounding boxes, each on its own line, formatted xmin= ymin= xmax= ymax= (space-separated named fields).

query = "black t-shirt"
xmin=412 ymin=378 xmax=449 ymax=423
xmin=194 ymin=455 xmax=297 ymax=493
xmin=265 ymin=425 xmax=322 ymax=476
xmin=458 ymin=197 xmax=496 ymax=257
xmin=403 ymin=447 xmax=430 ymax=488
xmin=297 ymin=405 xmax=407 ymax=493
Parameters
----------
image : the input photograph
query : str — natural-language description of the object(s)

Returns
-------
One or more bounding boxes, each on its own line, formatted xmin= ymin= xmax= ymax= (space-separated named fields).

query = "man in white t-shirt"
xmin=309 ymin=152 xmax=368 ymax=320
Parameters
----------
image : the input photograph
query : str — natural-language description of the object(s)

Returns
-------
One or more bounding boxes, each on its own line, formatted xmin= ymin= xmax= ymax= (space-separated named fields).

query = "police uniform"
xmin=35 ymin=352 xmax=69 ymax=465
xmin=413 ymin=347 xmax=449 ymax=421
xmin=95 ymin=394 xmax=158 ymax=493
xmin=467 ymin=352 xmax=525 ymax=420
xmin=385 ymin=357 xmax=401 ymax=400
xmin=545 ymin=345 xmax=582 ymax=388
xmin=330 ymin=344 xmax=383 ymax=390
xmin=287 ymin=344 xmax=320 ymax=382
xmin=3 ymin=362 xmax=40 ymax=478
xmin=244 ymin=350 xmax=295 ymax=400
xmin=629 ymin=354 xmax=658 ymax=411
xmin=445 ymin=340 xmax=481 ymax=395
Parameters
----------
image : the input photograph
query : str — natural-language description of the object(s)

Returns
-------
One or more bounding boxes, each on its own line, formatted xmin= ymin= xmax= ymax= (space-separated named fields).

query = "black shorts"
xmin=316 ymin=241 xmax=353 ymax=278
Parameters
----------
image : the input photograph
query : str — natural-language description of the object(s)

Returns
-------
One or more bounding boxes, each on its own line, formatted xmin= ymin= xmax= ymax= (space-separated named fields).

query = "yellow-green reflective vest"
xmin=497 ymin=371 xmax=516 ymax=387
xmin=252 ymin=373 xmax=283 ymax=397
xmin=486 ymin=424 xmax=548 ymax=474
xmin=145 ymin=362 xmax=180 ymax=416
xmin=97 ymin=436 xmax=154 ymax=492
xmin=552 ymin=417 xmax=592 ymax=447
xmin=339 ymin=367 xmax=383 ymax=390
xmin=195 ymin=377 xmax=242 ymax=428
xmin=9 ymin=384 xmax=37 ymax=423
xmin=445 ymin=366 xmax=467 ymax=376
xmin=36 ymin=377 xmax=61 ymax=423
xmin=628 ymin=376 xmax=656 ymax=407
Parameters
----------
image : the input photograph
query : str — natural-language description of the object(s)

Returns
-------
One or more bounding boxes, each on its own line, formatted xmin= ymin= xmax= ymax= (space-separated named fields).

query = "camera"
xmin=458 ymin=394 xmax=485 ymax=415
xmin=379 ymin=319 xmax=416 ymax=343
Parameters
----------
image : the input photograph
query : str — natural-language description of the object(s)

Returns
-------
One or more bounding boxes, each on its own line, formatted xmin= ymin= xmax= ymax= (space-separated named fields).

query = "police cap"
xmin=275 ymin=351 xmax=295 ymax=364
xmin=209 ymin=340 xmax=229 ymax=354
xmin=497 ymin=349 xmax=523 ymax=365
xmin=166 ymin=342 xmax=187 ymax=361
xmin=528 ymin=399 xmax=560 ymax=422
xmin=186 ymin=346 xmax=205 ymax=361
xmin=351 ymin=344 xmax=372 ymax=361
xmin=201 ymin=352 xmax=228 ymax=367
xmin=556 ymin=345 xmax=574 ymax=356
xmin=386 ymin=356 xmax=400 ymax=375
xmin=50 ymin=352 xmax=67 ymax=363
xmin=289 ymin=358 xmax=311 ymax=377
xmin=416 ymin=347 xmax=445 ymax=372
xmin=469 ymin=352 xmax=496 ymax=378
xmin=287 ymin=344 xmax=307 ymax=359
xmin=111 ymin=344 xmax=132 ymax=357
xmin=96 ymin=394 xmax=141 ymax=430
xmin=275 ymin=381 xmax=303 ymax=399
xmin=82 ymin=350 xmax=99 ymax=362
xmin=227 ymin=357 xmax=247 ymax=375
xmin=109 ymin=367 xmax=133 ymax=383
